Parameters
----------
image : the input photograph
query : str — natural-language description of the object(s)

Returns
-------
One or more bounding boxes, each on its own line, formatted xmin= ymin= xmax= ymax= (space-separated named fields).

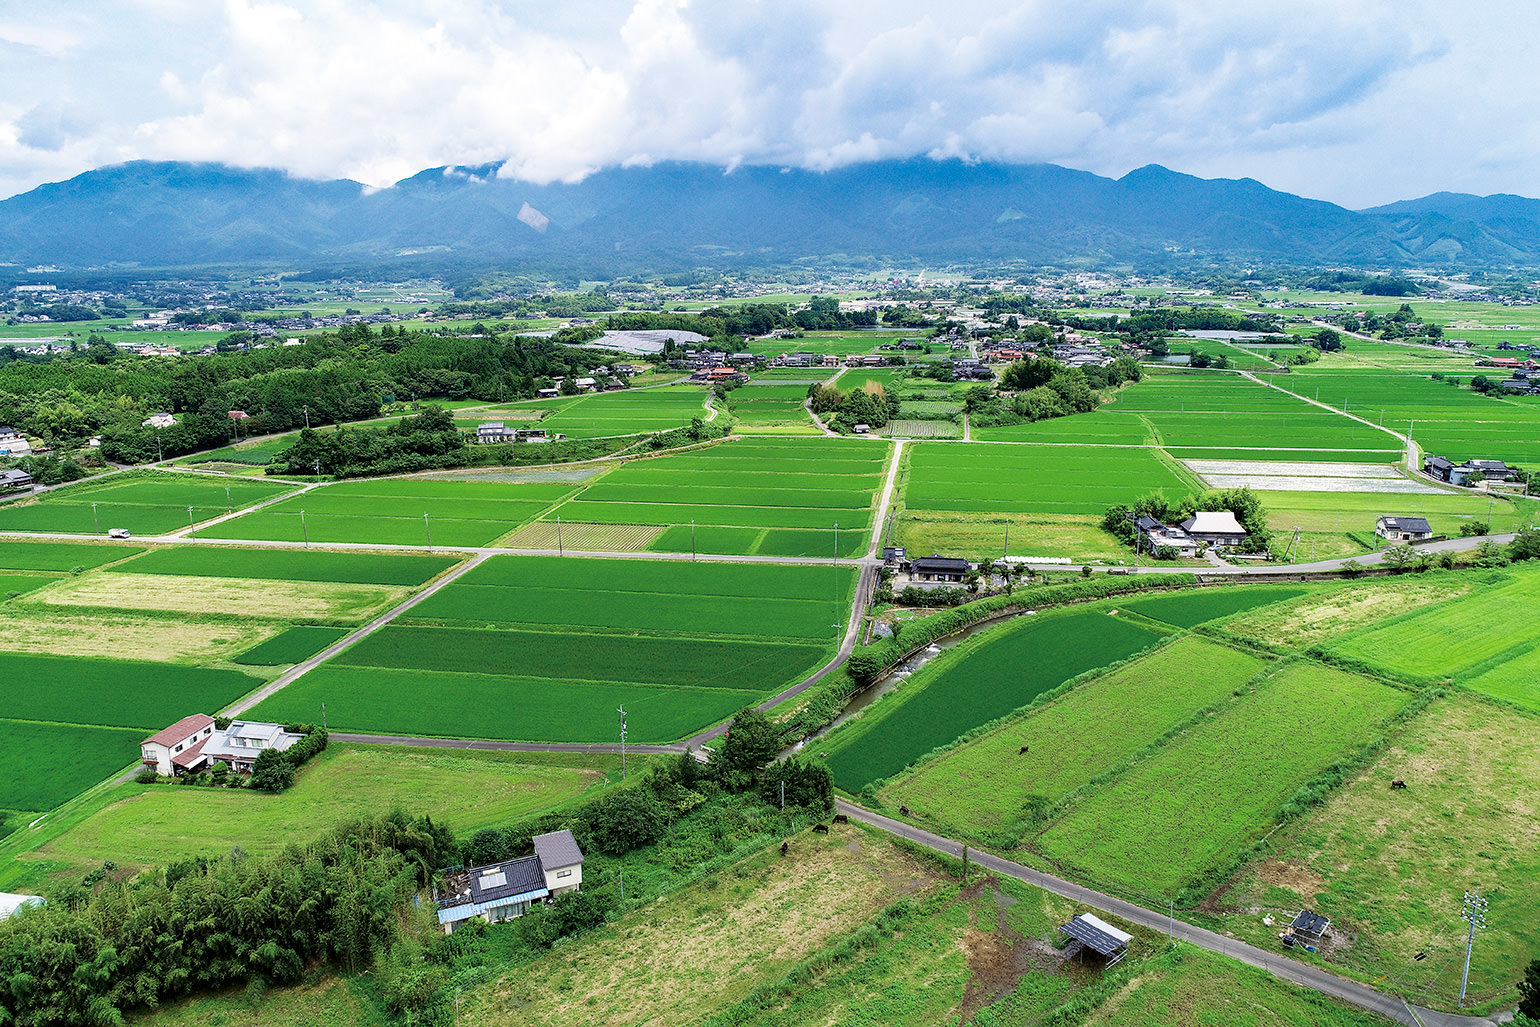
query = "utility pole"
xmin=303 ymin=404 xmax=310 ymax=429
xmin=1169 ymin=899 xmax=1175 ymax=943
xmin=617 ymin=706 xmax=627 ymax=779
xmin=779 ymin=779 xmax=785 ymax=811
xmin=300 ymin=508 xmax=309 ymax=548
xmin=1459 ymin=888 xmax=1488 ymax=1008
xmin=187 ymin=505 xmax=194 ymax=527
xmin=557 ymin=515 xmax=563 ymax=556
xmin=833 ymin=521 xmax=839 ymax=561
xmin=92 ymin=502 xmax=99 ymax=533
xmin=225 ymin=486 xmax=231 ymax=514
xmin=322 ymin=702 xmax=327 ymax=730
xmin=691 ymin=518 xmax=696 ymax=561
xmin=1003 ymin=517 xmax=1010 ymax=559
xmin=424 ymin=513 xmax=432 ymax=551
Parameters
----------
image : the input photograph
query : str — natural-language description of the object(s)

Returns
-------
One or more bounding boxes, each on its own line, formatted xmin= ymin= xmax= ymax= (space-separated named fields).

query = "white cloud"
xmin=0 ymin=0 xmax=1536 ymax=207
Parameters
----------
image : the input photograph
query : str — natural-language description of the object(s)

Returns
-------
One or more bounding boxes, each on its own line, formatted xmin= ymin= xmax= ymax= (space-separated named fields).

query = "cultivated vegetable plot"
xmin=825 ymin=608 xmax=1169 ymax=791
xmin=881 ymin=637 xmax=1268 ymax=839
xmin=1034 ymin=662 xmax=1409 ymax=898
xmin=0 ymin=473 xmax=294 ymax=536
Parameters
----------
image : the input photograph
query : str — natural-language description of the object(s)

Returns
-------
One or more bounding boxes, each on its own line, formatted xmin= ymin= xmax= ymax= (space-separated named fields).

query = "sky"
xmin=0 ymin=0 xmax=1534 ymax=207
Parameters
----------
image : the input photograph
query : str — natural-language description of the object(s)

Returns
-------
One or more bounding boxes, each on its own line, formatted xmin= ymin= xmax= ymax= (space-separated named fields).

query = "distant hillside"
xmin=2 ymin=158 xmax=1538 ymax=268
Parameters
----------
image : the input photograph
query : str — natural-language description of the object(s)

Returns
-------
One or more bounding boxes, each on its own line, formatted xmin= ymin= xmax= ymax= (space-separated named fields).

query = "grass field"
xmin=1222 ymin=694 xmax=1540 ymax=1012
xmin=826 ymin=608 xmax=1170 ymax=791
xmin=881 ymin=637 xmax=1268 ymax=841
xmin=0 ymin=474 xmax=295 ymax=535
xmin=202 ymin=477 xmax=581 ymax=546
xmin=33 ymin=746 xmax=623 ymax=872
xmin=540 ymin=437 xmax=887 ymax=558
xmin=0 ymin=540 xmax=143 ymax=570
xmin=0 ymin=573 xmax=58 ymax=598
xmin=1219 ymin=576 xmax=1475 ymax=650
xmin=724 ymin=382 xmax=821 ymax=434
xmin=116 ymin=546 xmax=460 ymax=584
xmin=1035 ymin=663 xmax=1410 ymax=898
xmin=233 ymin=625 xmax=350 ymax=665
xmin=455 ymin=827 xmax=941 ymax=1027
xmin=0 ymin=720 xmax=145 ymax=812
xmin=0 ymin=608 xmax=274 ymax=663
xmin=534 ymin=385 xmax=710 ymax=438
xmin=1327 ymin=566 xmax=1540 ymax=682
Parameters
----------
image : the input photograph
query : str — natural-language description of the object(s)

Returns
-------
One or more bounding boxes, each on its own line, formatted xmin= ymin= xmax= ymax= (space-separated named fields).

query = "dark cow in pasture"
xmin=1019 ymin=745 xmax=1030 ymax=754
xmin=813 ymin=823 xmax=830 ymax=834
xmin=833 ymin=813 xmax=849 ymax=824
xmin=899 ymin=806 xmax=911 ymax=817
xmin=1391 ymin=779 xmax=1408 ymax=790
xmin=781 ymin=841 xmax=789 ymax=856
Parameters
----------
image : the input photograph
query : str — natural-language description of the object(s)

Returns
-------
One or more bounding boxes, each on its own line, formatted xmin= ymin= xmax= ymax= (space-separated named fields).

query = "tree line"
xmin=0 ymin=705 xmax=829 ymax=1026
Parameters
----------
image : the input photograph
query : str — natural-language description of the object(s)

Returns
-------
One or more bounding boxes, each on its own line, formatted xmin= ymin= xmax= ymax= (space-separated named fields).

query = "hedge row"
xmin=847 ymin=574 xmax=1193 ymax=685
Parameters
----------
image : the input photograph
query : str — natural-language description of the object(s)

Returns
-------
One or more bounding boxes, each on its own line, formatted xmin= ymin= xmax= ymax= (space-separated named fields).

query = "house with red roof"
xmin=141 ymin=714 xmax=216 ymax=777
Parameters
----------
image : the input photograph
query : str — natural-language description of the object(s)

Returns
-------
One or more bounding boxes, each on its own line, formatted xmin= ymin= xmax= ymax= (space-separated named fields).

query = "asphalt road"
xmin=834 ymin=799 xmax=1505 ymax=1027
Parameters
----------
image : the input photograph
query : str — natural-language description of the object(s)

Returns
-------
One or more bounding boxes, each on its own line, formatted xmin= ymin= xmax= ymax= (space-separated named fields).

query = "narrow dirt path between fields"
xmin=219 ymin=551 xmax=492 ymax=719
xmin=1238 ymin=369 xmax=1418 ymax=468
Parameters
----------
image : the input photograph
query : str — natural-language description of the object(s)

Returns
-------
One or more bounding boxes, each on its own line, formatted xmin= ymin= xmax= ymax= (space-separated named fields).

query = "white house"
xmin=141 ymin=412 xmax=177 ymax=429
xmin=434 ymin=829 xmax=585 ymax=933
xmin=200 ymin=721 xmax=302 ymax=774
xmin=141 ymin=716 xmax=300 ymax=776
xmin=141 ymin=714 xmax=217 ymax=776
xmin=0 ymin=425 xmax=30 ymax=457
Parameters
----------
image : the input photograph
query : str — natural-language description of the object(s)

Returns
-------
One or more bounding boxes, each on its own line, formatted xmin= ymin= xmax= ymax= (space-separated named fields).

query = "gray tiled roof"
xmin=532 ymin=829 xmax=585 ymax=869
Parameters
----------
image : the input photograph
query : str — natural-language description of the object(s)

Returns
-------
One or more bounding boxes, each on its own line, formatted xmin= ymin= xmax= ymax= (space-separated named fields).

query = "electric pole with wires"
xmin=1459 ymin=888 xmax=1488 ymax=1008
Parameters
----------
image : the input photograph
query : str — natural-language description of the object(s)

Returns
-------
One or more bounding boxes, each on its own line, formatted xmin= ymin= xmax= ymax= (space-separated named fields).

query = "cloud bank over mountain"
xmin=0 ymin=1 xmax=1535 ymax=207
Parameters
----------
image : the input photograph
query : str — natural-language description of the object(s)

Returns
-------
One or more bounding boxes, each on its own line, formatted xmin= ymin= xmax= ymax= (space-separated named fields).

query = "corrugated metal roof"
xmin=1059 ymin=913 xmax=1131 ymax=955
xmin=144 ymin=714 xmax=215 ymax=748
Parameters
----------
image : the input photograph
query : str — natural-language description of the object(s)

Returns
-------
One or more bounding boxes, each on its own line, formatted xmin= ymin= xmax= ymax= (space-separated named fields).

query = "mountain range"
xmin=3 ymin=158 xmax=1540 ymax=269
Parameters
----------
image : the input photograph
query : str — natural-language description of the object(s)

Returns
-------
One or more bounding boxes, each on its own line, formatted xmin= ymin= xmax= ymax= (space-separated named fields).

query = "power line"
xmin=1458 ymin=888 xmax=1489 ymax=1008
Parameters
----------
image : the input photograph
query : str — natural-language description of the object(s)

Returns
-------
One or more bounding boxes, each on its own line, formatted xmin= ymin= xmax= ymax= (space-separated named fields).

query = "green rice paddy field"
xmin=542 ymin=437 xmax=888 ymax=558
xmin=0 ymin=540 xmax=143 ymax=570
xmin=725 ymin=383 xmax=821 ymax=434
xmin=200 ymin=477 xmax=580 ymax=546
xmin=0 ymin=474 xmax=295 ymax=535
xmin=249 ymin=555 xmax=857 ymax=743
xmin=825 ymin=607 xmax=1170 ymax=791
xmin=116 ymin=545 xmax=459 ymax=585
xmin=233 ymin=625 xmax=350 ymax=666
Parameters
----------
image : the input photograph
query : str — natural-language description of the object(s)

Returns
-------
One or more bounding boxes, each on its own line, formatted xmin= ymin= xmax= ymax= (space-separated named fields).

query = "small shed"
xmin=1059 ymin=913 xmax=1132 ymax=968
xmin=1282 ymin=909 xmax=1331 ymax=949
